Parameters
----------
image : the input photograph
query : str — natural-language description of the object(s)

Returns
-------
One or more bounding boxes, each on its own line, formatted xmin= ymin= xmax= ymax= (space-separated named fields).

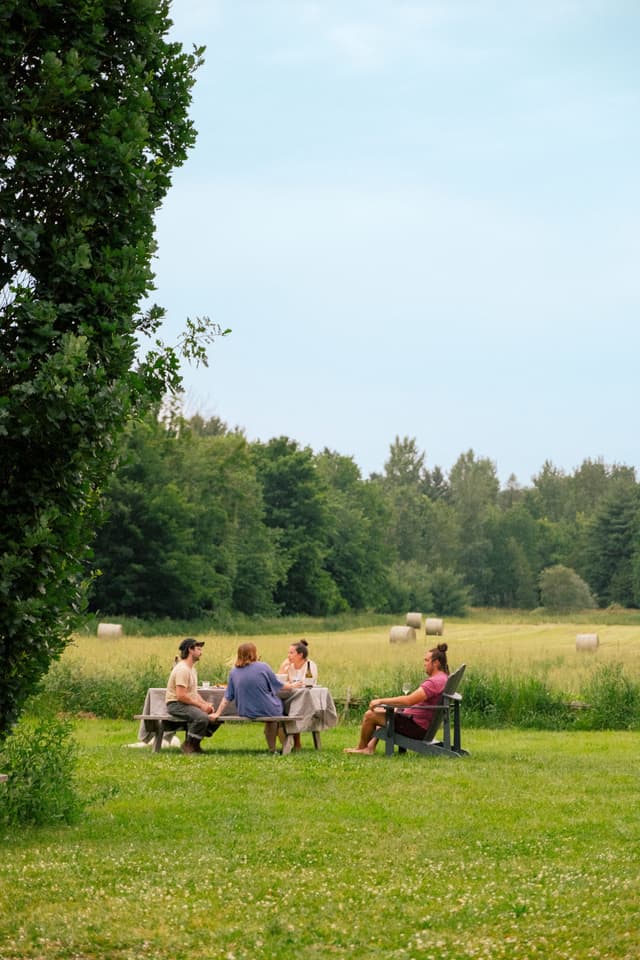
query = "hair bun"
xmin=437 ymin=643 xmax=448 ymax=653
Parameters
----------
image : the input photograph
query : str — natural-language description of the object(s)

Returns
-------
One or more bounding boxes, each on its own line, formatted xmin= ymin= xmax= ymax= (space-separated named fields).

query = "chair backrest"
xmin=444 ymin=663 xmax=466 ymax=697
xmin=421 ymin=664 xmax=466 ymax=741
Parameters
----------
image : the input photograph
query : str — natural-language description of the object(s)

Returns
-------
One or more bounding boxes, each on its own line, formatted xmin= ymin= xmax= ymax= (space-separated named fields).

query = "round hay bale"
xmin=576 ymin=632 xmax=599 ymax=652
xmin=406 ymin=612 xmax=422 ymax=629
xmin=389 ymin=625 xmax=416 ymax=644
xmin=425 ymin=618 xmax=444 ymax=636
xmin=97 ymin=622 xmax=123 ymax=639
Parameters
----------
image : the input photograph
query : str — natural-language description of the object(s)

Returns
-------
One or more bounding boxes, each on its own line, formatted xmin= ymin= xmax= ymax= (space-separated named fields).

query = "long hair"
xmin=235 ymin=642 xmax=258 ymax=668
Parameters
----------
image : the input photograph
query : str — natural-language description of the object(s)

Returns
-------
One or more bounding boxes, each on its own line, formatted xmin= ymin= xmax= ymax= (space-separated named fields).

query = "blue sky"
xmin=150 ymin=1 xmax=639 ymax=486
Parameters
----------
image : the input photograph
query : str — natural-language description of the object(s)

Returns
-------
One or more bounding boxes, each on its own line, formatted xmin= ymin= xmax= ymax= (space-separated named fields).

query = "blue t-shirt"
xmin=225 ymin=661 xmax=284 ymax=718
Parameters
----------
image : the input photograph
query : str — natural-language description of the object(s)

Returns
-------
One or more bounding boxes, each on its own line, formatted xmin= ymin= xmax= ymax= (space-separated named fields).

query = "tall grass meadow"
xmin=43 ymin=618 xmax=640 ymax=730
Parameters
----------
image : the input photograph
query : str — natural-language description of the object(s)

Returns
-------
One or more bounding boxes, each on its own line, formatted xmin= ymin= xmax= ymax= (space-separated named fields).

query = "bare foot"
xmin=344 ymin=747 xmax=374 ymax=754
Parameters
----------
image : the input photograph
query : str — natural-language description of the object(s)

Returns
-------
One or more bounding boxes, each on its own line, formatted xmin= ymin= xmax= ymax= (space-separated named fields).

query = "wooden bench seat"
xmin=134 ymin=713 xmax=305 ymax=755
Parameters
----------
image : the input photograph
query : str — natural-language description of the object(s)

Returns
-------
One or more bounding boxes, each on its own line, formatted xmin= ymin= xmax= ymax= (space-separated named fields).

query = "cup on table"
xmin=201 ymin=680 xmax=210 ymax=688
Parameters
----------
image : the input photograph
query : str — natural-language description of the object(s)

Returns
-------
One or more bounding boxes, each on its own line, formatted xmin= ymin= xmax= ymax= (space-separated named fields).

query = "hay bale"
xmin=425 ymin=618 xmax=444 ymax=636
xmin=389 ymin=625 xmax=416 ymax=644
xmin=576 ymin=633 xmax=599 ymax=652
xmin=406 ymin=612 xmax=422 ymax=629
xmin=97 ymin=622 xmax=123 ymax=639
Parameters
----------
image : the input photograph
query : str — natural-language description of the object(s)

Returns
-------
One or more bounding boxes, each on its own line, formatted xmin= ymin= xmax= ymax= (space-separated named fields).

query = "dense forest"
xmin=88 ymin=408 xmax=640 ymax=619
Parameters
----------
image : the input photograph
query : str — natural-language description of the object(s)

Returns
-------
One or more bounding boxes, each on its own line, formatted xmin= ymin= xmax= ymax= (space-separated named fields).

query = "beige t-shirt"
xmin=165 ymin=661 xmax=198 ymax=703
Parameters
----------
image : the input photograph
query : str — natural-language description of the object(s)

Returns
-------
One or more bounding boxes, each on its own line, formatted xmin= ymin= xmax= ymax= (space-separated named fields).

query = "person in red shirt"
xmin=344 ymin=643 xmax=450 ymax=755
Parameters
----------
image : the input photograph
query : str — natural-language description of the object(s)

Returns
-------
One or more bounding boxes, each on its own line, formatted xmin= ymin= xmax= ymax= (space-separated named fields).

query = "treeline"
xmin=88 ymin=410 xmax=640 ymax=619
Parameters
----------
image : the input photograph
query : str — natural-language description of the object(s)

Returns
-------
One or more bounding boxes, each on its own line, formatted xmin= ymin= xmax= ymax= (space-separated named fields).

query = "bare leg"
xmin=264 ymin=722 xmax=278 ymax=752
xmin=344 ymin=709 xmax=385 ymax=753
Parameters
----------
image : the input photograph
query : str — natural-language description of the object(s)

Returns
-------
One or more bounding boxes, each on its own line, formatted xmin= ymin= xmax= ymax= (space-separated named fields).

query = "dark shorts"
xmin=393 ymin=712 xmax=428 ymax=740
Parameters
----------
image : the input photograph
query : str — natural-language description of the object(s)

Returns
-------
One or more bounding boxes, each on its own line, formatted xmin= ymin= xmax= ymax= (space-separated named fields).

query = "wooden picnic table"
xmin=136 ymin=685 xmax=338 ymax=753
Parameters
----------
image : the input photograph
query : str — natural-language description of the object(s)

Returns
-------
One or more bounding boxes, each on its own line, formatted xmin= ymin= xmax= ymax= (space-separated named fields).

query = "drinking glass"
xmin=402 ymin=682 xmax=411 ymax=695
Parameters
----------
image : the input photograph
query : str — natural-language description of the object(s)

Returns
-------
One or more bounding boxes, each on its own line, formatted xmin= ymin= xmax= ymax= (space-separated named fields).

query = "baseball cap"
xmin=178 ymin=638 xmax=204 ymax=655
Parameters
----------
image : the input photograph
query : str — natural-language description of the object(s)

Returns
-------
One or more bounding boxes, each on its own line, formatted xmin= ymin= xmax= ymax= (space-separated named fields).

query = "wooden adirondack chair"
xmin=373 ymin=663 xmax=468 ymax=758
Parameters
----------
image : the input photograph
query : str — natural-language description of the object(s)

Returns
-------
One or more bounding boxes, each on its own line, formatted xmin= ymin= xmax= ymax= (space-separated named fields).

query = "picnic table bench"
xmin=134 ymin=712 xmax=306 ymax=755
xmin=135 ymin=685 xmax=337 ymax=753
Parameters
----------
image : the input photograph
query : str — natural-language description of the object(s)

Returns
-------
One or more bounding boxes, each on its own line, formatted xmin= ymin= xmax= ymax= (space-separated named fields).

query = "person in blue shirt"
xmin=211 ymin=642 xmax=294 ymax=752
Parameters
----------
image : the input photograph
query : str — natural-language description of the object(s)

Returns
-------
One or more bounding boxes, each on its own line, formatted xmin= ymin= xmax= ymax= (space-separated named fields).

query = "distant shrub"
xmin=379 ymin=561 xmax=433 ymax=614
xmin=427 ymin=567 xmax=470 ymax=617
xmin=0 ymin=704 xmax=83 ymax=826
xmin=539 ymin=565 xmax=595 ymax=613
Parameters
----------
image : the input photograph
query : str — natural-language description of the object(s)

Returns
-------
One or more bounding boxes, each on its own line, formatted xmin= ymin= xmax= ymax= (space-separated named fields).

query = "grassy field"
xmin=4 ymin=618 xmax=640 ymax=959
xmin=63 ymin=619 xmax=640 ymax=700
xmin=1 ymin=720 xmax=639 ymax=960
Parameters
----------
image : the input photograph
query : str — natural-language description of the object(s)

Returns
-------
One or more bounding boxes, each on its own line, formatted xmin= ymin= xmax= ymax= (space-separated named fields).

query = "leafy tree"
xmin=89 ymin=416 xmax=228 ymax=618
xmin=571 ymin=458 xmax=636 ymax=517
xmin=528 ymin=461 xmax=571 ymax=522
xmin=316 ymin=449 xmax=392 ymax=610
xmin=377 ymin=436 xmax=456 ymax=567
xmin=538 ymin=565 xmax=595 ymax=613
xmin=584 ymin=482 xmax=640 ymax=607
xmin=423 ymin=464 xmax=450 ymax=502
xmin=178 ymin=429 xmax=283 ymax=618
xmin=427 ymin=567 xmax=470 ymax=617
xmin=252 ymin=438 xmax=341 ymax=615
xmin=498 ymin=473 xmax=525 ymax=510
xmin=91 ymin=416 xmax=282 ymax=618
xmin=448 ymin=450 xmax=499 ymax=602
xmin=383 ymin=435 xmax=428 ymax=489
xmin=485 ymin=505 xmax=539 ymax=608
xmin=0 ymin=1 xmax=207 ymax=737
xmin=381 ymin=560 xmax=434 ymax=614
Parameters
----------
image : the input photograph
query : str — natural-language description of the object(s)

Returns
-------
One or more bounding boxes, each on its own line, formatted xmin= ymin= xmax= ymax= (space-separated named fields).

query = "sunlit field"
xmin=63 ymin=619 xmax=640 ymax=700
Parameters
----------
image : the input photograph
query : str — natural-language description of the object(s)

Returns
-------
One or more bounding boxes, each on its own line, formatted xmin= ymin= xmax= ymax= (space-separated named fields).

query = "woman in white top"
xmin=278 ymin=639 xmax=318 ymax=684
xmin=277 ymin=639 xmax=318 ymax=751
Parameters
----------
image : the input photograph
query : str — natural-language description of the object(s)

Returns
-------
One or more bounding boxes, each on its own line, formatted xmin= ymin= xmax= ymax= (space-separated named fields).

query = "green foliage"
xmin=252 ymin=437 xmax=344 ymax=615
xmin=380 ymin=560 xmax=434 ymax=613
xmin=89 ymin=416 xmax=283 ymax=618
xmin=462 ymin=671 xmax=576 ymax=729
xmin=0 ymin=703 xmax=83 ymax=826
xmin=427 ymin=566 xmax=470 ymax=616
xmin=316 ymin=449 xmax=393 ymax=610
xmin=81 ymin=417 xmax=640 ymax=629
xmin=0 ymin=1 xmax=207 ymax=736
xmin=585 ymin=481 xmax=640 ymax=607
xmin=574 ymin=663 xmax=640 ymax=731
xmin=43 ymin=658 xmax=173 ymax=719
xmin=539 ymin=564 xmax=595 ymax=612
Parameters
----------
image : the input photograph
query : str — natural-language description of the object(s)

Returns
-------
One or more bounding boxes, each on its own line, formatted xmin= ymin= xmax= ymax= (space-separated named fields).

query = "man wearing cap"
xmin=166 ymin=638 xmax=220 ymax=754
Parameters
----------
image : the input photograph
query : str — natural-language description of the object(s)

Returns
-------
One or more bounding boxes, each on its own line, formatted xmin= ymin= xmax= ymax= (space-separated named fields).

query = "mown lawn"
xmin=1 ymin=720 xmax=639 ymax=960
